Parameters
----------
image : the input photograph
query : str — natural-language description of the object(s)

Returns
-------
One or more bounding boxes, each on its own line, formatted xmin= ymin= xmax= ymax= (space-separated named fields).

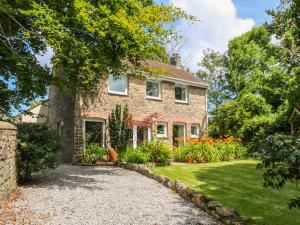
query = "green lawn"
xmin=151 ymin=160 xmax=299 ymax=225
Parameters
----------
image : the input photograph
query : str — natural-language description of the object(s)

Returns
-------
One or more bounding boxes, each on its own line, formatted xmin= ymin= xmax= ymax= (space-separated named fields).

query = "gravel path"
xmin=2 ymin=165 xmax=220 ymax=225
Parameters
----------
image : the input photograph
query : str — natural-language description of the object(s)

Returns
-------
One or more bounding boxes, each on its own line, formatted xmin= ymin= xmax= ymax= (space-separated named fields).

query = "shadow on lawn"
xmin=191 ymin=162 xmax=298 ymax=225
xmin=21 ymin=165 xmax=123 ymax=191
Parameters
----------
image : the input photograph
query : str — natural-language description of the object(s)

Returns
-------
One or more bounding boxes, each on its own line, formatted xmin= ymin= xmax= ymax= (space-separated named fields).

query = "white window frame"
xmin=82 ymin=118 xmax=105 ymax=148
xmin=133 ymin=126 xmax=152 ymax=149
xmin=146 ymin=80 xmax=161 ymax=100
xmin=156 ymin=122 xmax=167 ymax=138
xmin=175 ymin=85 xmax=188 ymax=103
xmin=191 ymin=124 xmax=200 ymax=138
xmin=108 ymin=74 xmax=128 ymax=96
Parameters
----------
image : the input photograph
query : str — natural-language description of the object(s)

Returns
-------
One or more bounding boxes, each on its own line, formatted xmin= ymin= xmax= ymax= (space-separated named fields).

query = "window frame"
xmin=175 ymin=85 xmax=188 ymax=103
xmin=191 ymin=124 xmax=200 ymax=138
xmin=82 ymin=118 xmax=106 ymax=148
xmin=156 ymin=122 xmax=167 ymax=138
xmin=108 ymin=74 xmax=128 ymax=96
xmin=146 ymin=80 xmax=161 ymax=100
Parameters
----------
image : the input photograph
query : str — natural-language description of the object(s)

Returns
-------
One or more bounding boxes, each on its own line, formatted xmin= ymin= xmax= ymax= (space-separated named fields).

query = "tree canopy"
xmin=0 ymin=0 xmax=194 ymax=117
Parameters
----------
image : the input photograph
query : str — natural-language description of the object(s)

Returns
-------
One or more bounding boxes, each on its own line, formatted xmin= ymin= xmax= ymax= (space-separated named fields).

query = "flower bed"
xmin=174 ymin=136 xmax=247 ymax=163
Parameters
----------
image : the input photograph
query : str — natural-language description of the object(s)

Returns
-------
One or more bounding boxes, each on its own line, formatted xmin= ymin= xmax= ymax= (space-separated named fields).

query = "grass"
xmin=151 ymin=160 xmax=300 ymax=225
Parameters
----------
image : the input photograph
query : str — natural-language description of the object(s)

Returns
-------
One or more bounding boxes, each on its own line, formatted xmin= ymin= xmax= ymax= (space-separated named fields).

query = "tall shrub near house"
xmin=108 ymin=104 xmax=132 ymax=152
xmin=16 ymin=123 xmax=62 ymax=182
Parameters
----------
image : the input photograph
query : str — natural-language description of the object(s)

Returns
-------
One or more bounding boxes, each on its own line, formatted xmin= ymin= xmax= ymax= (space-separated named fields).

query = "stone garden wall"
xmin=0 ymin=121 xmax=17 ymax=202
xmin=118 ymin=162 xmax=248 ymax=225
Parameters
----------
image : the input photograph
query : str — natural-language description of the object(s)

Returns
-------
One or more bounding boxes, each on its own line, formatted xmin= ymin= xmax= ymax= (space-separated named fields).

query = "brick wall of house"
xmin=74 ymin=75 xmax=207 ymax=153
xmin=0 ymin=122 xmax=17 ymax=202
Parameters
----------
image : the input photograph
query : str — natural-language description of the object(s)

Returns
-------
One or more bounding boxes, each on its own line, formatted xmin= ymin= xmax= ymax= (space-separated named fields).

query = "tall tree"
xmin=197 ymin=49 xmax=229 ymax=113
xmin=0 ymin=0 xmax=194 ymax=118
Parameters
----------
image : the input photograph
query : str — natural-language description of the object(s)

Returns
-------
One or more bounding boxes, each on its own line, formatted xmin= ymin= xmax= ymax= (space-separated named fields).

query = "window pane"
xmin=157 ymin=124 xmax=165 ymax=135
xmin=191 ymin=125 xmax=198 ymax=136
xmin=85 ymin=121 xmax=103 ymax=146
xmin=147 ymin=81 xmax=160 ymax=98
xmin=109 ymin=75 xmax=127 ymax=93
xmin=175 ymin=86 xmax=186 ymax=101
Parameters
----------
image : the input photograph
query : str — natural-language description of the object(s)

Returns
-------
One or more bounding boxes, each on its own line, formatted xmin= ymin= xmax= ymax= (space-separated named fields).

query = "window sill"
xmin=146 ymin=96 xmax=162 ymax=101
xmin=175 ymin=100 xmax=189 ymax=104
xmin=108 ymin=91 xmax=128 ymax=96
xmin=157 ymin=136 xmax=168 ymax=139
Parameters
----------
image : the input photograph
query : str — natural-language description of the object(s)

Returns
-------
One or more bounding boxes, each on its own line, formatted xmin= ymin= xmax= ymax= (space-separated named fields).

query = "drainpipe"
xmin=205 ymin=90 xmax=209 ymax=137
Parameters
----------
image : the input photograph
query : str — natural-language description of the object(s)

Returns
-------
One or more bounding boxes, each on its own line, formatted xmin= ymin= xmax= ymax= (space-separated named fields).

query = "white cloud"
xmin=169 ymin=0 xmax=255 ymax=71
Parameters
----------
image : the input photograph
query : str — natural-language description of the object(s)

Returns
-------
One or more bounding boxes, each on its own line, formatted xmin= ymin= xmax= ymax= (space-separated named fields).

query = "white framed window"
xmin=108 ymin=74 xmax=128 ymax=95
xmin=146 ymin=80 xmax=161 ymax=100
xmin=157 ymin=123 xmax=167 ymax=138
xmin=191 ymin=124 xmax=200 ymax=138
xmin=175 ymin=85 xmax=188 ymax=103
xmin=83 ymin=119 xmax=105 ymax=148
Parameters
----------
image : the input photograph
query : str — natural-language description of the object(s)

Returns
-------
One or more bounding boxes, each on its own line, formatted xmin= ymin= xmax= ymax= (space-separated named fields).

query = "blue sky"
xmin=158 ymin=0 xmax=280 ymax=70
xmin=233 ymin=0 xmax=280 ymax=25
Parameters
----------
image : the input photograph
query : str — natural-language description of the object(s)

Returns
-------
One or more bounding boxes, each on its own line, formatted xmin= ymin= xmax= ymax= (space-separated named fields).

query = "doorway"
xmin=173 ymin=124 xmax=185 ymax=147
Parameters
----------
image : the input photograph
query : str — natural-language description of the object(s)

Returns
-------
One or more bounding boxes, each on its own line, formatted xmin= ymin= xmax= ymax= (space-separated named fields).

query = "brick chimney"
xmin=170 ymin=53 xmax=181 ymax=68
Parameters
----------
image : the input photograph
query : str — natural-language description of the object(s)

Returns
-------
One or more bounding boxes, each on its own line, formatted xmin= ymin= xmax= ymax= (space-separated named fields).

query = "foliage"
xmin=173 ymin=140 xmax=247 ymax=163
xmin=16 ymin=123 xmax=62 ymax=182
xmin=197 ymin=49 xmax=230 ymax=112
xmin=85 ymin=144 xmax=107 ymax=161
xmin=257 ymin=133 xmax=300 ymax=209
xmin=108 ymin=104 xmax=132 ymax=152
xmin=75 ymin=144 xmax=107 ymax=164
xmin=0 ymin=0 xmax=194 ymax=117
xmin=120 ymin=148 xmax=150 ymax=164
xmin=152 ymin=160 xmax=300 ymax=225
xmin=138 ymin=140 xmax=172 ymax=164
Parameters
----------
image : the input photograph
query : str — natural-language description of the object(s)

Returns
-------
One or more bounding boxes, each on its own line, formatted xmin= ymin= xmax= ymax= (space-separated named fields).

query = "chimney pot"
xmin=170 ymin=53 xmax=181 ymax=68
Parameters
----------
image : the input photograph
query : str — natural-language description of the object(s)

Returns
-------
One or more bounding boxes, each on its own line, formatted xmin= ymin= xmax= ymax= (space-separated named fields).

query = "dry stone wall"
xmin=0 ymin=121 xmax=17 ymax=202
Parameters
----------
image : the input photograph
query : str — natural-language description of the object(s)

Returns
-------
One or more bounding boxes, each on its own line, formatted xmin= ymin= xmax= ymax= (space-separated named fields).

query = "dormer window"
xmin=146 ymin=80 xmax=161 ymax=100
xmin=175 ymin=85 xmax=188 ymax=103
xmin=108 ymin=75 xmax=128 ymax=95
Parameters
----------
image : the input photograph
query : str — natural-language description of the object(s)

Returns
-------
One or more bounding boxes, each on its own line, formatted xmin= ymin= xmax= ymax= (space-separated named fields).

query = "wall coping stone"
xmin=0 ymin=121 xmax=17 ymax=130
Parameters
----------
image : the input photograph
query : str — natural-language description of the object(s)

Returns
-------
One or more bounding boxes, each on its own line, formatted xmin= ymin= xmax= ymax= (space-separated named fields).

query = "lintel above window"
xmin=146 ymin=80 xmax=161 ymax=100
xmin=108 ymin=74 xmax=128 ymax=95
xmin=175 ymin=85 xmax=188 ymax=103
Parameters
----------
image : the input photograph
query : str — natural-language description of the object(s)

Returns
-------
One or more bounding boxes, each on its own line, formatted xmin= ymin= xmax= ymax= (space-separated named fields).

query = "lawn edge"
xmin=117 ymin=162 xmax=251 ymax=225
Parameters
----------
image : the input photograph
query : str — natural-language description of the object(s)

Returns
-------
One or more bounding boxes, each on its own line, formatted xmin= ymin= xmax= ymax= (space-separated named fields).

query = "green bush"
xmin=122 ymin=149 xmax=150 ymax=164
xmin=85 ymin=144 xmax=107 ymax=161
xmin=138 ymin=141 xmax=172 ymax=164
xmin=17 ymin=123 xmax=62 ymax=182
xmin=174 ymin=142 xmax=247 ymax=163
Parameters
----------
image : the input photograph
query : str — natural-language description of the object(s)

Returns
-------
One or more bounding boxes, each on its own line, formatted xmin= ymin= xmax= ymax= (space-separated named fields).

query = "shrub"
xmin=108 ymin=104 xmax=132 ymax=153
xmin=85 ymin=144 xmax=107 ymax=161
xmin=256 ymin=133 xmax=300 ymax=209
xmin=138 ymin=141 xmax=172 ymax=164
xmin=16 ymin=123 xmax=62 ymax=182
xmin=174 ymin=141 xmax=247 ymax=163
xmin=122 ymin=149 xmax=150 ymax=164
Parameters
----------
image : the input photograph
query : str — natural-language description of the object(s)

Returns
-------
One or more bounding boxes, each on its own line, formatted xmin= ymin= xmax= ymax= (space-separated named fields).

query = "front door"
xmin=173 ymin=124 xmax=185 ymax=147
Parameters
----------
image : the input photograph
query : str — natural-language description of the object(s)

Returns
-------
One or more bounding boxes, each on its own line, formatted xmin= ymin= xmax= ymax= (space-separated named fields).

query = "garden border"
xmin=117 ymin=162 xmax=249 ymax=225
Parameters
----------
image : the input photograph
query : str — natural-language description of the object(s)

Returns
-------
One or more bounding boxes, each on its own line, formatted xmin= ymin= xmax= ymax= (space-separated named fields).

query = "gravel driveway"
xmin=1 ymin=165 xmax=220 ymax=225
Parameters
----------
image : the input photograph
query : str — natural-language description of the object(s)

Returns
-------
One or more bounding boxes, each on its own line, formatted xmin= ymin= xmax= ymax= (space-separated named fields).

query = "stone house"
xmin=49 ymin=54 xmax=209 ymax=162
xmin=15 ymin=100 xmax=49 ymax=123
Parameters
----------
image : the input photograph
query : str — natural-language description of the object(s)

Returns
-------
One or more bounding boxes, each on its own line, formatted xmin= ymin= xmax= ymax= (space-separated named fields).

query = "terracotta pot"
xmin=185 ymin=158 xmax=193 ymax=164
xmin=108 ymin=148 xmax=118 ymax=162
